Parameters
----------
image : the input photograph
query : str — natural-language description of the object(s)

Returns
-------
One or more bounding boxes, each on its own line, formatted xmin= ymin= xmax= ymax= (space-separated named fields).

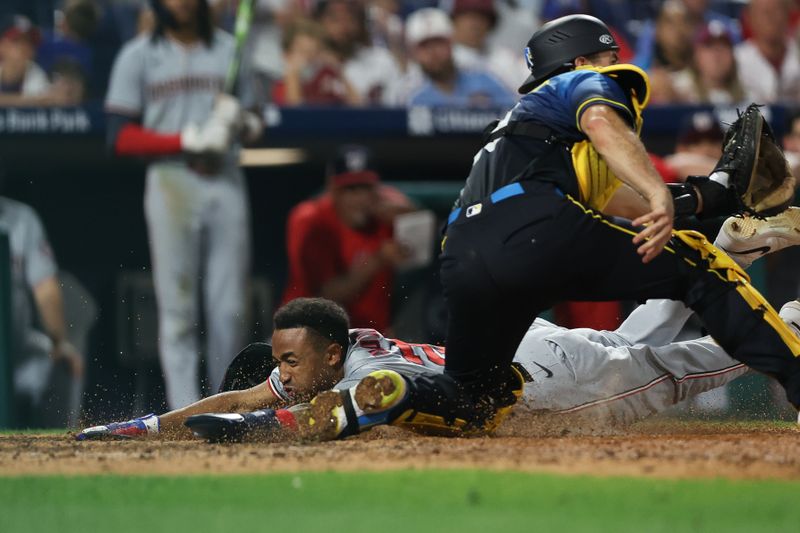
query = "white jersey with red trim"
xmin=267 ymin=328 xmax=446 ymax=401
xmin=267 ymin=303 xmax=748 ymax=425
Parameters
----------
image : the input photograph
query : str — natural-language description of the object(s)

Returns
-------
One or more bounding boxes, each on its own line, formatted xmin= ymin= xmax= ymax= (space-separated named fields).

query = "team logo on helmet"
xmin=524 ymin=46 xmax=534 ymax=70
xmin=599 ymin=34 xmax=614 ymax=45
xmin=345 ymin=149 xmax=367 ymax=172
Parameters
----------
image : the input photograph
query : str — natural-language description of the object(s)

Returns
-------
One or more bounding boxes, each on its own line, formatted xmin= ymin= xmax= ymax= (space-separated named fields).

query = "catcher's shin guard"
xmin=294 ymin=366 xmax=525 ymax=440
xmin=391 ymin=365 xmax=525 ymax=437
xmin=673 ymin=229 xmax=800 ymax=356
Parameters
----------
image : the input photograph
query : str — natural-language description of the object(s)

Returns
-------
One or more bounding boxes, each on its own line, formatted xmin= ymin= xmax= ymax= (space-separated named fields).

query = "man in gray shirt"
xmin=1 ymin=195 xmax=83 ymax=426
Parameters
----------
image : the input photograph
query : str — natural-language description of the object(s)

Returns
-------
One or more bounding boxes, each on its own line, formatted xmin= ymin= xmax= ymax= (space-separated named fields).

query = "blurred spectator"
xmin=640 ymin=1 xmax=694 ymax=103
xmin=272 ymin=18 xmax=359 ymax=105
xmin=50 ymin=57 xmax=88 ymax=105
xmin=669 ymin=20 xmax=747 ymax=105
xmin=0 ymin=193 xmax=84 ymax=427
xmin=739 ymin=0 xmax=800 ymax=41
xmin=735 ymin=0 xmax=800 ymax=104
xmin=209 ymin=0 xmax=304 ymax=102
xmin=634 ymin=0 xmax=741 ymax=70
xmin=447 ymin=0 xmax=528 ymax=93
xmin=540 ymin=0 xmax=633 ymax=60
xmin=782 ymin=109 xmax=800 ymax=178
xmin=678 ymin=0 xmax=741 ymax=41
xmin=282 ymin=145 xmax=414 ymax=332
xmin=0 ymin=16 xmax=49 ymax=100
xmin=313 ymin=0 xmax=401 ymax=105
xmin=488 ymin=0 xmax=541 ymax=53
xmin=395 ymin=7 xmax=514 ymax=108
xmin=664 ymin=111 xmax=724 ymax=180
xmin=365 ymin=0 xmax=405 ymax=65
xmin=637 ymin=0 xmax=693 ymax=72
xmin=36 ymin=0 xmax=97 ymax=79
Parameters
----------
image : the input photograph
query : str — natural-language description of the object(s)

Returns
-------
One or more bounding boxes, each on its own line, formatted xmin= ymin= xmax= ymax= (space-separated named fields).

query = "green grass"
xmin=1 ymin=471 xmax=797 ymax=532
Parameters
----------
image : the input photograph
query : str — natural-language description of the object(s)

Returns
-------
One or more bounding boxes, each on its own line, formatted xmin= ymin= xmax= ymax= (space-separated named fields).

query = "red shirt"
xmin=271 ymin=65 xmax=351 ymax=106
xmin=282 ymin=194 xmax=394 ymax=331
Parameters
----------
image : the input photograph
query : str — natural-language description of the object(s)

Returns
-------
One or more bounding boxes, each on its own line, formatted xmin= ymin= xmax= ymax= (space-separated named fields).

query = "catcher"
xmin=304 ymin=13 xmax=800 ymax=439
xmin=84 ymin=17 xmax=800 ymax=440
xmin=77 ymin=206 xmax=800 ymax=441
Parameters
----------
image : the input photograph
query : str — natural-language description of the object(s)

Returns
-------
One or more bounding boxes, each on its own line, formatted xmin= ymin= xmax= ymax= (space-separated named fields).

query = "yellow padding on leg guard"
xmin=391 ymin=410 xmax=475 ymax=437
xmin=673 ymin=230 xmax=800 ymax=356
xmin=390 ymin=366 xmax=526 ymax=437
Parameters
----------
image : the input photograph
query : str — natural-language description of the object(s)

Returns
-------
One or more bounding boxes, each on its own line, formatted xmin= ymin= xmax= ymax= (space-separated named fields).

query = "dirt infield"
xmin=2 ymin=417 xmax=798 ymax=480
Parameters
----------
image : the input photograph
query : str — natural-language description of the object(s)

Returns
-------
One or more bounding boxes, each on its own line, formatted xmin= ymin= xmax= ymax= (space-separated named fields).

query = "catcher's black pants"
xmin=437 ymin=180 xmax=800 ymax=408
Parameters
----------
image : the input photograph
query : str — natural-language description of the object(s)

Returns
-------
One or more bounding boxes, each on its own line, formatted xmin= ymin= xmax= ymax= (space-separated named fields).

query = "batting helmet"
xmin=518 ymin=14 xmax=618 ymax=94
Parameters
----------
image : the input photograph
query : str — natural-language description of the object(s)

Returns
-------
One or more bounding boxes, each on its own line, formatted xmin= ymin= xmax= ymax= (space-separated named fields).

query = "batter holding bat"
xmin=105 ymin=0 xmax=261 ymax=408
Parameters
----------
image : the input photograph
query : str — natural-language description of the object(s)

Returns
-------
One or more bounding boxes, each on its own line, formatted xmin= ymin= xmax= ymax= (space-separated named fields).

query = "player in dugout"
xmin=76 ymin=207 xmax=800 ymax=441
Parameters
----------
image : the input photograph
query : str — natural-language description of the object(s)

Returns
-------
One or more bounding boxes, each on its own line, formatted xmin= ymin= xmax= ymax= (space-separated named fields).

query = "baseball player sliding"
xmin=77 ymin=208 xmax=800 ymax=440
xmin=105 ymin=0 xmax=261 ymax=409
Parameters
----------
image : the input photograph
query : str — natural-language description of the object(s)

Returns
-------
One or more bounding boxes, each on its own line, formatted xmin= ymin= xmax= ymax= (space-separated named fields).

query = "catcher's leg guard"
xmin=293 ymin=366 xmax=526 ymax=440
xmin=673 ymin=229 xmax=800 ymax=357
xmin=390 ymin=365 xmax=525 ymax=437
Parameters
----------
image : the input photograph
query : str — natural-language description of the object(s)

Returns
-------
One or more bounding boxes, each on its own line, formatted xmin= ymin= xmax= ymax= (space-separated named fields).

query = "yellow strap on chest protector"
xmin=673 ymin=230 xmax=800 ymax=356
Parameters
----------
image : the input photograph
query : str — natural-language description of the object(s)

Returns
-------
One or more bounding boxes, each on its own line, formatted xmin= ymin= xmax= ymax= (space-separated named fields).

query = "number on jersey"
xmin=391 ymin=340 xmax=445 ymax=367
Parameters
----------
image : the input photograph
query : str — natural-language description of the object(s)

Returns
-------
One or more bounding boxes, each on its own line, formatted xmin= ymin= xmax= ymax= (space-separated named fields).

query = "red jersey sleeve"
xmin=115 ymin=123 xmax=182 ymax=156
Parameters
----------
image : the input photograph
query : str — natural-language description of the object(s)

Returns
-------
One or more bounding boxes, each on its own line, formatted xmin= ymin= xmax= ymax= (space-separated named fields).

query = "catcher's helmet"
xmin=518 ymin=14 xmax=618 ymax=94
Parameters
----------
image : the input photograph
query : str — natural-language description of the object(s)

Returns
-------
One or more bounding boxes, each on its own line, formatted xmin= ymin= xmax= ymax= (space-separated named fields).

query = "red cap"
xmin=694 ymin=20 xmax=732 ymax=46
xmin=1 ymin=16 xmax=41 ymax=47
xmin=330 ymin=170 xmax=380 ymax=188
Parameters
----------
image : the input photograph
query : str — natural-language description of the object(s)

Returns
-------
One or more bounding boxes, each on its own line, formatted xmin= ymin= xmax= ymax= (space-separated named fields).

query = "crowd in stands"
xmin=2 ymin=0 xmax=800 ymax=108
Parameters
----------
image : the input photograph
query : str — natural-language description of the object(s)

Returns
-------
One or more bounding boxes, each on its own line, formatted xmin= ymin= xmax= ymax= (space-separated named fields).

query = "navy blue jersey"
xmin=457 ymin=65 xmax=648 ymax=208
xmin=513 ymin=68 xmax=636 ymax=142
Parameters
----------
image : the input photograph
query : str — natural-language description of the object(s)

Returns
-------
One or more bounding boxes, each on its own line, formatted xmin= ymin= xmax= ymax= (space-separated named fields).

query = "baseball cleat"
xmin=293 ymin=370 xmax=409 ymax=441
xmin=778 ymin=300 xmax=800 ymax=339
xmin=184 ymin=409 xmax=282 ymax=443
xmin=715 ymin=207 xmax=800 ymax=265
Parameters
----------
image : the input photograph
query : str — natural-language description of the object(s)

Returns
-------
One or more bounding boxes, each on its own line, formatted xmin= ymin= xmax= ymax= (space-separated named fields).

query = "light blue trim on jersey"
xmin=447 ymin=182 xmax=525 ymax=226
xmin=447 ymin=207 xmax=462 ymax=225
xmin=490 ymin=182 xmax=524 ymax=203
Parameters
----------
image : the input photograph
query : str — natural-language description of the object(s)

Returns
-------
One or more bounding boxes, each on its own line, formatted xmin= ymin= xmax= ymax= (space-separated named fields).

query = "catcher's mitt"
xmin=717 ymin=104 xmax=796 ymax=216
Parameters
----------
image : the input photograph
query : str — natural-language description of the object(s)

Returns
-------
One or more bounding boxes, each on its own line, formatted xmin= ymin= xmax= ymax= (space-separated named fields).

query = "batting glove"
xmin=238 ymin=110 xmax=263 ymax=144
xmin=181 ymin=118 xmax=232 ymax=154
xmin=211 ymin=94 xmax=242 ymax=127
xmin=76 ymin=414 xmax=160 ymax=441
